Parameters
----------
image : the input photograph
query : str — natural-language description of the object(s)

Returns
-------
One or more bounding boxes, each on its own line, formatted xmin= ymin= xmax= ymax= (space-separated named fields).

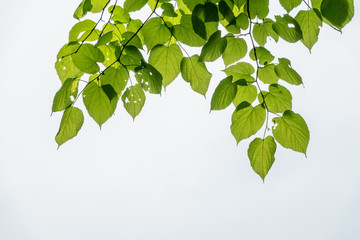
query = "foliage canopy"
xmin=53 ymin=0 xmax=354 ymax=180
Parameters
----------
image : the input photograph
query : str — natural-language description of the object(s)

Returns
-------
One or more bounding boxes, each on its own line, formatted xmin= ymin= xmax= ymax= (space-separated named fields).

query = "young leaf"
xmin=272 ymin=110 xmax=310 ymax=155
xmin=90 ymin=0 xmax=109 ymax=13
xmin=73 ymin=0 xmax=92 ymax=20
xmin=295 ymin=10 xmax=322 ymax=51
xmin=258 ymin=64 xmax=279 ymax=84
xmin=69 ymin=20 xmax=97 ymax=42
xmin=249 ymin=0 xmax=269 ymax=19
xmin=199 ymin=30 xmax=227 ymax=62
xmin=233 ymin=81 xmax=258 ymax=107
xmin=52 ymin=78 xmax=79 ymax=113
xmin=55 ymin=107 xmax=84 ymax=148
xmin=211 ymin=76 xmax=237 ymax=111
xmin=321 ymin=0 xmax=354 ymax=30
xmin=249 ymin=47 xmax=275 ymax=65
xmin=100 ymin=66 xmax=129 ymax=94
xmin=135 ymin=62 xmax=163 ymax=94
xmin=124 ymin=0 xmax=148 ymax=13
xmin=222 ymin=34 xmax=247 ymax=66
xmin=55 ymin=43 xmax=84 ymax=83
xmin=279 ymin=0 xmax=302 ymax=13
xmin=121 ymin=85 xmax=146 ymax=120
xmin=275 ymin=60 xmax=302 ymax=85
xmin=224 ymin=62 xmax=255 ymax=82
xmin=259 ymin=84 xmax=292 ymax=113
xmin=248 ymin=136 xmax=277 ymax=181
xmin=142 ymin=17 xmax=172 ymax=51
xmin=253 ymin=18 xmax=279 ymax=46
xmin=173 ymin=15 xmax=207 ymax=47
xmin=83 ymin=81 xmax=118 ymax=128
xmin=181 ymin=55 xmax=212 ymax=96
xmin=72 ymin=44 xmax=105 ymax=74
xmin=272 ymin=15 xmax=302 ymax=43
xmin=231 ymin=102 xmax=266 ymax=144
xmin=148 ymin=44 xmax=183 ymax=87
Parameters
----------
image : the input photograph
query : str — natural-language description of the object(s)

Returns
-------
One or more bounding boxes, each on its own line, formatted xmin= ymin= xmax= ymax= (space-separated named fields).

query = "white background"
xmin=0 ymin=0 xmax=359 ymax=239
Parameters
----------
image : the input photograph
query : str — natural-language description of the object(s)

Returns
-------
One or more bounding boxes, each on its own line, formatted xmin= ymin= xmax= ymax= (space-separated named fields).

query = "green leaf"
xmin=258 ymin=64 xmax=279 ymax=84
xmin=211 ymin=76 xmax=237 ymax=110
xmin=260 ymin=84 xmax=292 ymax=113
xmin=295 ymin=10 xmax=322 ymax=51
xmin=199 ymin=30 xmax=227 ymax=62
xmin=110 ymin=5 xmax=131 ymax=23
xmin=275 ymin=59 xmax=302 ymax=85
xmin=119 ymin=46 xmax=144 ymax=69
xmin=162 ymin=3 xmax=178 ymax=17
xmin=224 ymin=62 xmax=255 ymax=82
xmin=192 ymin=4 xmax=207 ymax=39
xmin=173 ymin=15 xmax=207 ymax=47
xmin=248 ymin=136 xmax=277 ymax=181
xmin=272 ymin=110 xmax=310 ymax=155
xmin=219 ymin=0 xmax=235 ymax=23
xmin=55 ymin=107 xmax=84 ymax=148
xmin=142 ymin=17 xmax=172 ymax=51
xmin=55 ymin=43 xmax=84 ymax=83
xmin=231 ymin=102 xmax=266 ymax=144
xmin=69 ymin=20 xmax=99 ymax=42
xmin=124 ymin=0 xmax=148 ymax=12
xmin=233 ymin=80 xmax=257 ymax=107
xmin=135 ymin=61 xmax=163 ymax=94
xmin=72 ymin=44 xmax=105 ymax=74
xmin=90 ymin=0 xmax=109 ymax=13
xmin=149 ymin=44 xmax=183 ymax=87
xmin=181 ymin=55 xmax=212 ymax=96
xmin=100 ymin=66 xmax=129 ymax=94
xmin=272 ymin=15 xmax=302 ymax=43
xmin=121 ymin=31 xmax=143 ymax=49
xmin=279 ymin=0 xmax=302 ymax=13
xmin=73 ymin=0 xmax=92 ymax=20
xmin=83 ymin=81 xmax=118 ymax=127
xmin=204 ymin=2 xmax=219 ymax=22
xmin=249 ymin=0 xmax=269 ymax=19
xmin=222 ymin=35 xmax=247 ymax=66
xmin=95 ymin=31 xmax=113 ymax=47
xmin=253 ymin=18 xmax=279 ymax=46
xmin=183 ymin=0 xmax=206 ymax=11
xmin=121 ymin=85 xmax=146 ymax=120
xmin=52 ymin=78 xmax=79 ymax=112
xmin=249 ymin=47 xmax=274 ymax=65
xmin=321 ymin=0 xmax=354 ymax=30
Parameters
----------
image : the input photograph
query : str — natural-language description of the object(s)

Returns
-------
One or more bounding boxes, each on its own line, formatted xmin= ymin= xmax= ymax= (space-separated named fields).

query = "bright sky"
xmin=0 ymin=0 xmax=359 ymax=239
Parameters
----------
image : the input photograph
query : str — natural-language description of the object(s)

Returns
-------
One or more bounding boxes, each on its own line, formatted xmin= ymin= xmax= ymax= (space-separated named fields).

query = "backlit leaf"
xmin=222 ymin=34 xmax=247 ymax=66
xmin=55 ymin=107 xmax=84 ymax=148
xmin=199 ymin=30 xmax=227 ymax=62
xmin=121 ymin=85 xmax=146 ymax=120
xmin=272 ymin=110 xmax=310 ymax=155
xmin=295 ymin=9 xmax=322 ymax=51
xmin=52 ymin=78 xmax=79 ymax=112
xmin=279 ymin=0 xmax=302 ymax=13
xmin=72 ymin=44 xmax=105 ymax=74
xmin=248 ymin=136 xmax=277 ymax=181
xmin=321 ymin=0 xmax=354 ymax=30
xmin=142 ymin=17 xmax=172 ymax=51
xmin=124 ymin=0 xmax=148 ymax=12
xmin=260 ymin=84 xmax=292 ymax=113
xmin=211 ymin=76 xmax=237 ymax=110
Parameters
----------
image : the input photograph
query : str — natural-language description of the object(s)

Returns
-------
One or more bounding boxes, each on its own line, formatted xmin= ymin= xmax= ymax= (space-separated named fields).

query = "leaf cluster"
xmin=53 ymin=0 xmax=354 ymax=180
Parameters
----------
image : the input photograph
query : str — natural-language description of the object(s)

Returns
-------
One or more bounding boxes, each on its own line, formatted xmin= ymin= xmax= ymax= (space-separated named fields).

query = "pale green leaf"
xmin=121 ymin=85 xmax=146 ymax=120
xmin=224 ymin=62 xmax=255 ymax=82
xmin=135 ymin=62 xmax=163 ymax=94
xmin=52 ymin=78 xmax=79 ymax=112
xmin=73 ymin=0 xmax=92 ymax=20
xmin=231 ymin=102 xmax=266 ymax=143
xmin=260 ymin=84 xmax=292 ymax=113
xmin=248 ymin=136 xmax=277 ymax=181
xmin=295 ymin=10 xmax=322 ymax=51
xmin=233 ymin=80 xmax=257 ymax=107
xmin=258 ymin=64 xmax=279 ymax=84
xmin=101 ymin=66 xmax=129 ymax=94
xmin=72 ymin=44 xmax=105 ymax=74
xmin=142 ymin=17 xmax=172 ymax=51
xmin=83 ymin=81 xmax=118 ymax=127
xmin=149 ymin=44 xmax=183 ymax=87
xmin=249 ymin=46 xmax=274 ymax=65
xmin=55 ymin=43 xmax=84 ymax=83
xmin=249 ymin=0 xmax=269 ymax=19
xmin=90 ymin=0 xmax=109 ymax=13
xmin=173 ymin=15 xmax=206 ymax=47
xmin=69 ymin=20 xmax=99 ymax=42
xmin=253 ymin=18 xmax=279 ymax=46
xmin=275 ymin=60 xmax=302 ymax=85
xmin=272 ymin=110 xmax=310 ymax=155
xmin=181 ymin=55 xmax=212 ymax=96
xmin=211 ymin=76 xmax=237 ymax=110
xmin=222 ymin=34 xmax=247 ymax=66
xmin=124 ymin=0 xmax=148 ymax=12
xmin=279 ymin=0 xmax=302 ymax=12
xmin=55 ymin=107 xmax=84 ymax=148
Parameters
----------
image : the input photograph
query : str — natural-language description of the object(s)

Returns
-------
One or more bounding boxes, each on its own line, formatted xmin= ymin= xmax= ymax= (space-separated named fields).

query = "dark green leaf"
xmin=173 ymin=15 xmax=207 ymax=47
xmin=272 ymin=15 xmax=302 ymax=43
xmin=321 ymin=0 xmax=354 ymax=30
